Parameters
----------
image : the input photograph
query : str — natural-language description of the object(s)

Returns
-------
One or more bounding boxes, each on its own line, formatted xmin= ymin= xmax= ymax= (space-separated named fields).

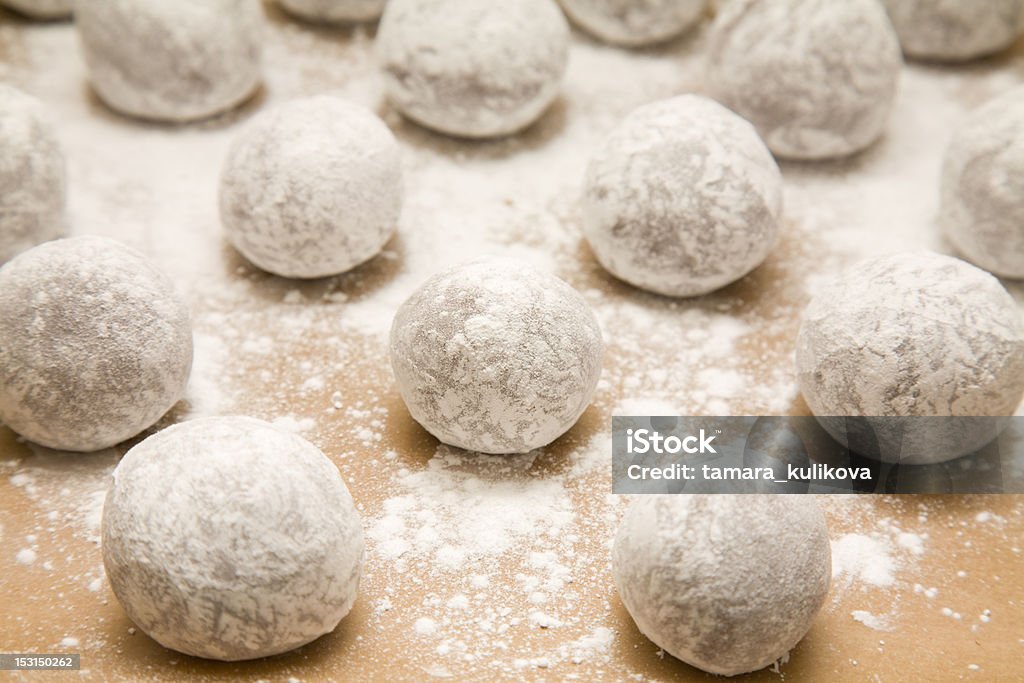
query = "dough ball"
xmin=942 ymin=86 xmax=1024 ymax=278
xmin=102 ymin=416 xmax=364 ymax=661
xmin=882 ymin=0 xmax=1023 ymax=61
xmin=0 ymin=85 xmax=66 ymax=264
xmin=707 ymin=0 xmax=902 ymax=160
xmin=0 ymin=0 xmax=71 ymax=20
xmin=278 ymin=0 xmax=386 ymax=23
xmin=75 ymin=0 xmax=263 ymax=123
xmin=390 ymin=258 xmax=603 ymax=454
xmin=376 ymin=0 xmax=570 ymax=138
xmin=0 ymin=236 xmax=193 ymax=452
xmin=796 ymin=252 xmax=1024 ymax=464
xmin=220 ymin=95 xmax=402 ymax=278
xmin=613 ymin=495 xmax=831 ymax=676
xmin=582 ymin=95 xmax=782 ymax=297
xmin=558 ymin=0 xmax=706 ymax=46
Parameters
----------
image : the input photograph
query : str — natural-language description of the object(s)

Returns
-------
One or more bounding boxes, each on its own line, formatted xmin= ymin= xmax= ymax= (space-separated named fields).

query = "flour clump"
xmin=613 ymin=495 xmax=831 ymax=676
xmin=707 ymin=0 xmax=902 ymax=160
xmin=558 ymin=0 xmax=707 ymax=46
xmin=796 ymin=252 xmax=1024 ymax=464
xmin=75 ymin=0 xmax=263 ymax=123
xmin=583 ymin=95 xmax=782 ymax=297
xmin=389 ymin=258 xmax=603 ymax=454
xmin=376 ymin=0 xmax=570 ymax=138
xmin=102 ymin=416 xmax=365 ymax=661
xmin=0 ymin=236 xmax=193 ymax=452
xmin=881 ymin=0 xmax=1023 ymax=61
xmin=941 ymin=86 xmax=1024 ymax=278
xmin=220 ymin=95 xmax=402 ymax=278
xmin=0 ymin=85 xmax=66 ymax=264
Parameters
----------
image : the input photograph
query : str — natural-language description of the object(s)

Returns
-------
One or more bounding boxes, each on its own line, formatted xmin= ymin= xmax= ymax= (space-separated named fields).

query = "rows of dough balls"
xmin=2 ymin=0 xmax=1024 ymax=677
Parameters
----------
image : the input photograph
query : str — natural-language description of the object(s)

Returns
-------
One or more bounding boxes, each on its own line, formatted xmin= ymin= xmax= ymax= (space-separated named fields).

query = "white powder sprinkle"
xmin=15 ymin=548 xmax=37 ymax=566
xmin=831 ymin=534 xmax=896 ymax=588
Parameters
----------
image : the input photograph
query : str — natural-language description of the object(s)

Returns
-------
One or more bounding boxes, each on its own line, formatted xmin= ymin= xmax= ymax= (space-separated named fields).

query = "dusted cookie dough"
xmin=102 ymin=416 xmax=365 ymax=661
xmin=558 ymin=0 xmax=706 ymax=47
xmin=613 ymin=495 xmax=831 ymax=676
xmin=942 ymin=87 xmax=1024 ymax=278
xmin=0 ymin=85 xmax=66 ymax=263
xmin=376 ymin=0 xmax=570 ymax=138
xmin=278 ymin=0 xmax=386 ymax=23
xmin=390 ymin=258 xmax=603 ymax=454
xmin=0 ymin=0 xmax=70 ymax=20
xmin=582 ymin=95 xmax=782 ymax=297
xmin=220 ymin=95 xmax=402 ymax=278
xmin=708 ymin=0 xmax=902 ymax=160
xmin=0 ymin=236 xmax=192 ymax=452
xmin=75 ymin=0 xmax=262 ymax=123
xmin=796 ymin=252 xmax=1024 ymax=464
xmin=882 ymin=0 xmax=1023 ymax=61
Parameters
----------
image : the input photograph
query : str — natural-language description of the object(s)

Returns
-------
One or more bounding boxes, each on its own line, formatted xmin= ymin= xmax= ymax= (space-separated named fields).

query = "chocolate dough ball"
xmin=390 ymin=258 xmax=603 ymax=454
xmin=0 ymin=236 xmax=193 ymax=451
xmin=582 ymin=95 xmax=782 ymax=297
xmin=103 ymin=416 xmax=364 ymax=660
xmin=796 ymin=252 xmax=1024 ymax=463
xmin=75 ymin=0 xmax=263 ymax=123
xmin=707 ymin=0 xmax=902 ymax=160
xmin=942 ymin=86 xmax=1024 ymax=278
xmin=613 ymin=495 xmax=831 ymax=676
xmin=376 ymin=0 xmax=570 ymax=138
xmin=0 ymin=85 xmax=66 ymax=264
xmin=882 ymin=0 xmax=1024 ymax=62
xmin=558 ymin=0 xmax=707 ymax=47
xmin=220 ymin=95 xmax=402 ymax=278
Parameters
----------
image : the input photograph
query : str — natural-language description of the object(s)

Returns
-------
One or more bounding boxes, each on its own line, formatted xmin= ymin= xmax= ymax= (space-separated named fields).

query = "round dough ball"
xmin=558 ymin=0 xmax=706 ymax=46
xmin=0 ymin=0 xmax=71 ymax=20
xmin=278 ymin=0 xmax=385 ymax=23
xmin=0 ymin=236 xmax=193 ymax=452
xmin=796 ymin=252 xmax=1024 ymax=464
xmin=613 ymin=495 xmax=831 ymax=676
xmin=0 ymin=85 xmax=66 ymax=264
xmin=75 ymin=0 xmax=263 ymax=123
xmin=707 ymin=0 xmax=902 ymax=160
xmin=882 ymin=0 xmax=1023 ymax=61
xmin=942 ymin=87 xmax=1024 ymax=278
xmin=582 ymin=95 xmax=782 ymax=297
xmin=220 ymin=95 xmax=402 ymax=278
xmin=376 ymin=0 xmax=570 ymax=138
xmin=102 ymin=416 xmax=364 ymax=661
xmin=390 ymin=258 xmax=603 ymax=454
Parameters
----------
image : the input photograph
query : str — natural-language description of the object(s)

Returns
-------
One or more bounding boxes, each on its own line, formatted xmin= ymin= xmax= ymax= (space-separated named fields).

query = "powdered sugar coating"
xmin=376 ymin=0 xmax=570 ymax=139
xmin=0 ymin=0 xmax=70 ymax=19
xmin=75 ymin=0 xmax=262 ymax=123
xmin=882 ymin=0 xmax=1023 ymax=61
xmin=278 ymin=0 xmax=385 ymax=23
xmin=558 ymin=0 xmax=706 ymax=46
xmin=796 ymin=252 xmax=1024 ymax=463
xmin=582 ymin=95 xmax=782 ymax=297
xmin=0 ymin=85 xmax=66 ymax=264
xmin=0 ymin=236 xmax=193 ymax=452
xmin=613 ymin=495 xmax=831 ymax=676
xmin=102 ymin=416 xmax=364 ymax=661
xmin=219 ymin=95 xmax=402 ymax=278
xmin=390 ymin=258 xmax=603 ymax=454
xmin=708 ymin=0 xmax=902 ymax=160
xmin=941 ymin=87 xmax=1024 ymax=278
